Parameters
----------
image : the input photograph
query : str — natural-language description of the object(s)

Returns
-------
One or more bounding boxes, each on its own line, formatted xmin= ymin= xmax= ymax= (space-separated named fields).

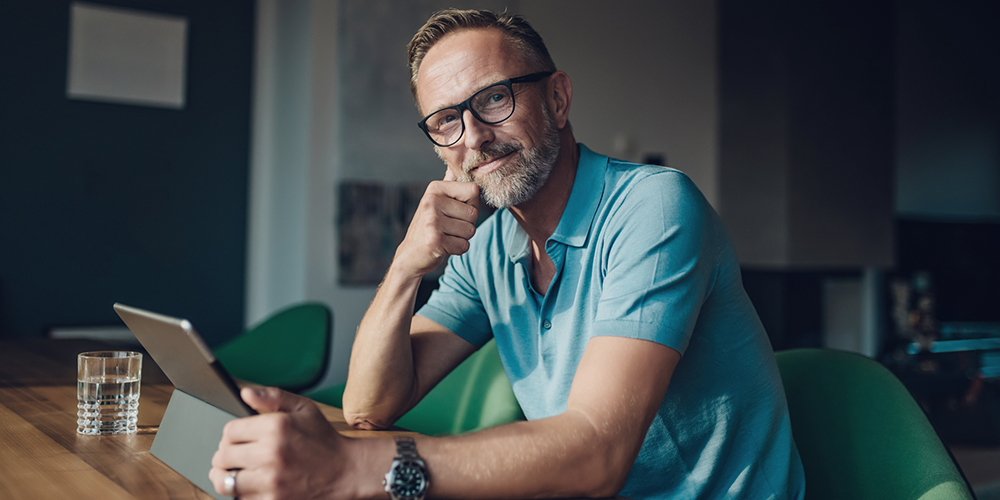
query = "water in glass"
xmin=77 ymin=351 xmax=141 ymax=435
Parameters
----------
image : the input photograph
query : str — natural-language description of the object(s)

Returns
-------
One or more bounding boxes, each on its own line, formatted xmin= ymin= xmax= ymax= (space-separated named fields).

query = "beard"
xmin=449 ymin=104 xmax=561 ymax=209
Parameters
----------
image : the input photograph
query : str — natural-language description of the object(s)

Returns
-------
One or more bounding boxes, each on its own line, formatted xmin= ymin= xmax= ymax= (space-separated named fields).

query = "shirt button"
xmin=542 ymin=320 xmax=552 ymax=330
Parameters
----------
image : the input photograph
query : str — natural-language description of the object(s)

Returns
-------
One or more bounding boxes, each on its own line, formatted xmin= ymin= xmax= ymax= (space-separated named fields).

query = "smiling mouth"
xmin=469 ymin=150 xmax=515 ymax=175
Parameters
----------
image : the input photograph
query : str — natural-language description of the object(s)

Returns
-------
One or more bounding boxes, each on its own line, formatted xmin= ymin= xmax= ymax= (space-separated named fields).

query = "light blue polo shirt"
xmin=418 ymin=144 xmax=805 ymax=499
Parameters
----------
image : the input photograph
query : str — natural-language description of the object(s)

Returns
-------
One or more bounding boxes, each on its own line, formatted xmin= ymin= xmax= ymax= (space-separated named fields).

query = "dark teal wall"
xmin=0 ymin=1 xmax=253 ymax=345
xmin=895 ymin=0 xmax=1000 ymax=219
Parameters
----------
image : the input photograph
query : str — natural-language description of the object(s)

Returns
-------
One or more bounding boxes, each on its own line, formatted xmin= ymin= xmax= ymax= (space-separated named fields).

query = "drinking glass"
xmin=77 ymin=351 xmax=142 ymax=435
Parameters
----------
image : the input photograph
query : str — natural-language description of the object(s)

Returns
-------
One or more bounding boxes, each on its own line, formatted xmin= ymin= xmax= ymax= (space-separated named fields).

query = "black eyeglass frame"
xmin=417 ymin=71 xmax=555 ymax=147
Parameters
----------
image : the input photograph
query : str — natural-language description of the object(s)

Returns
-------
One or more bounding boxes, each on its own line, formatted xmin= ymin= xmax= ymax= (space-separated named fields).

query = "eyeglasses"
xmin=417 ymin=71 xmax=554 ymax=147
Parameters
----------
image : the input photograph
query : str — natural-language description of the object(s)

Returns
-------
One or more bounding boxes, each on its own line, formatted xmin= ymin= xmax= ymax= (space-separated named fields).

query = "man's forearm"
xmin=424 ymin=413 xmax=632 ymax=499
xmin=343 ymin=264 xmax=424 ymax=428
xmin=350 ymin=409 xmax=635 ymax=500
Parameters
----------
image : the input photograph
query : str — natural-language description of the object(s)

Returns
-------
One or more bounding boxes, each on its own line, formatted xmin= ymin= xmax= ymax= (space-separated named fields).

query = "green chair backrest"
xmin=307 ymin=338 xmax=525 ymax=436
xmin=214 ymin=302 xmax=331 ymax=392
xmin=775 ymin=348 xmax=974 ymax=500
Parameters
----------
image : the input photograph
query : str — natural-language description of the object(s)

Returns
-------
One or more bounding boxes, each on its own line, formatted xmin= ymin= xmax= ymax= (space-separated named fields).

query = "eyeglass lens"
xmin=425 ymin=83 xmax=514 ymax=146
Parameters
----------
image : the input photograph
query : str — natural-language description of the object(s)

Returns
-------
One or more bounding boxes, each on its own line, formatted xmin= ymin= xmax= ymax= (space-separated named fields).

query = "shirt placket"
xmin=538 ymin=239 xmax=567 ymax=335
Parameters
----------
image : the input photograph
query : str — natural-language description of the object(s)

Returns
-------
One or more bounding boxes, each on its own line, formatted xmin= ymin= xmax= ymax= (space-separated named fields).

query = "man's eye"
xmin=489 ymin=93 xmax=506 ymax=103
xmin=432 ymin=114 xmax=458 ymax=129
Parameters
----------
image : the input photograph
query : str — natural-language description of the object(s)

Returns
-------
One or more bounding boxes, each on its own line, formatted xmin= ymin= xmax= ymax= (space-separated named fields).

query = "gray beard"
xmin=454 ymin=107 xmax=561 ymax=209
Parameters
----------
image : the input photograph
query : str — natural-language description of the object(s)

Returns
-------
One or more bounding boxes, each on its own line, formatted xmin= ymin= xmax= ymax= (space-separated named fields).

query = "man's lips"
xmin=469 ymin=150 xmax=515 ymax=176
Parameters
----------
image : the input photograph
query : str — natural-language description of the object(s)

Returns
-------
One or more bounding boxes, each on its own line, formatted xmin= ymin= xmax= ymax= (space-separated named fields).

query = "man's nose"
xmin=462 ymin=108 xmax=494 ymax=150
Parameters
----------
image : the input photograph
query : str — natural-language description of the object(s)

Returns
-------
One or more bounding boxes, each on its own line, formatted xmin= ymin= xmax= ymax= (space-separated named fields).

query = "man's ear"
xmin=547 ymin=71 xmax=572 ymax=129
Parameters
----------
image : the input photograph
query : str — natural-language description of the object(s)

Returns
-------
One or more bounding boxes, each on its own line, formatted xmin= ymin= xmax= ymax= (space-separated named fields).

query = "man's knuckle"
xmin=419 ymin=191 xmax=440 ymax=209
xmin=261 ymin=414 xmax=289 ymax=438
xmin=425 ymin=231 xmax=443 ymax=248
xmin=211 ymin=450 xmax=223 ymax=467
xmin=275 ymin=414 xmax=294 ymax=433
xmin=424 ymin=210 xmax=442 ymax=226
xmin=260 ymin=468 xmax=281 ymax=490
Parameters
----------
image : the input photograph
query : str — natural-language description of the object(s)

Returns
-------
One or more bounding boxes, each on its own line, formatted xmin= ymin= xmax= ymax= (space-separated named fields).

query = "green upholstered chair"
xmin=775 ymin=348 xmax=974 ymax=500
xmin=214 ymin=302 xmax=332 ymax=393
xmin=307 ymin=338 xmax=525 ymax=436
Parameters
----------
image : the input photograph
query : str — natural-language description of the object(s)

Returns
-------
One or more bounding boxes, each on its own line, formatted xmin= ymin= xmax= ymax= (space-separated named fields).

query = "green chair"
xmin=307 ymin=338 xmax=525 ymax=435
xmin=215 ymin=302 xmax=332 ymax=392
xmin=775 ymin=348 xmax=974 ymax=500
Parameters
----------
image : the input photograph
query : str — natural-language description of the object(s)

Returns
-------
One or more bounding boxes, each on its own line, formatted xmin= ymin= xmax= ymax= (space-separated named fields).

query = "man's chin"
xmin=474 ymin=178 xmax=505 ymax=208
xmin=479 ymin=177 xmax=538 ymax=209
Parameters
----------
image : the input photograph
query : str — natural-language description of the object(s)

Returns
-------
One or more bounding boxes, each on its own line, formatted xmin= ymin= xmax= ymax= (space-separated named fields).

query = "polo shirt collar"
xmin=504 ymin=143 xmax=607 ymax=262
xmin=550 ymin=144 xmax=606 ymax=248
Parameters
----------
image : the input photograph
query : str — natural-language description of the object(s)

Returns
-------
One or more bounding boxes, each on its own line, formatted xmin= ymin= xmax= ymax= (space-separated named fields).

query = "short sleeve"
xmin=592 ymin=172 xmax=719 ymax=354
xmin=416 ymin=249 xmax=494 ymax=348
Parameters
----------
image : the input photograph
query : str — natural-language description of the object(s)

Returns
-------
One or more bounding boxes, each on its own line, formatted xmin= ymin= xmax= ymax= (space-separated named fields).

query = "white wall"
xmin=247 ymin=0 xmax=378 ymax=389
xmin=247 ymin=0 xmax=719 ymax=388
xmin=246 ymin=0 xmax=310 ymax=325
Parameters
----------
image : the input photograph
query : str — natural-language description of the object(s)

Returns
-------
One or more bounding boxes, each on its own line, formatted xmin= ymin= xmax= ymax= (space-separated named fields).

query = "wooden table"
xmin=0 ymin=339 xmax=406 ymax=500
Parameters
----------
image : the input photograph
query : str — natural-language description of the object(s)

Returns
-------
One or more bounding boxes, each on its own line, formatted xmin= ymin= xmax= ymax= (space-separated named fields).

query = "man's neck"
xmin=507 ymin=131 xmax=579 ymax=245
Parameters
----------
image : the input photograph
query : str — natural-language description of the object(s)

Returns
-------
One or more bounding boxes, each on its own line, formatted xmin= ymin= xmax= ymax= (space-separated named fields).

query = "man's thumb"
xmin=241 ymin=386 xmax=311 ymax=413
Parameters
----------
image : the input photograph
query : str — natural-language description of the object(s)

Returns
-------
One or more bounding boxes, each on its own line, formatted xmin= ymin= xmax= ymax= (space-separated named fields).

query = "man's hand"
xmin=392 ymin=169 xmax=480 ymax=278
xmin=209 ymin=387 xmax=373 ymax=500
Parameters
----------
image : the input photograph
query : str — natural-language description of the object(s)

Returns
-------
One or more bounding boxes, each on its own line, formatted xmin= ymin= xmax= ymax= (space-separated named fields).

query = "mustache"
xmin=463 ymin=141 xmax=523 ymax=173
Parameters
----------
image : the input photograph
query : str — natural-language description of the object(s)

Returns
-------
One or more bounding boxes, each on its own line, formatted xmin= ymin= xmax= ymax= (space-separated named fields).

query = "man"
xmin=211 ymin=9 xmax=805 ymax=500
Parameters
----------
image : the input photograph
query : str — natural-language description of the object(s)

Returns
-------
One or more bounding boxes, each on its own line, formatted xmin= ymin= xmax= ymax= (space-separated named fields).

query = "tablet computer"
xmin=113 ymin=303 xmax=256 ymax=417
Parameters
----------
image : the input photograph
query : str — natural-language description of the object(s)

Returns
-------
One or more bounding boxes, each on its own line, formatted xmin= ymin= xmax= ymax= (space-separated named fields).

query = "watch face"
xmin=389 ymin=460 xmax=427 ymax=499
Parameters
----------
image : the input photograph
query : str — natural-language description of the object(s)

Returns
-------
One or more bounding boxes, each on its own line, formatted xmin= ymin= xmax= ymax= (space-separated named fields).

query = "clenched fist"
xmin=392 ymin=169 xmax=481 ymax=279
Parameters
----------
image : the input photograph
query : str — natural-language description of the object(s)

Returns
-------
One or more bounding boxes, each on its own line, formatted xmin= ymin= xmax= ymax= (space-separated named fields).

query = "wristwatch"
xmin=383 ymin=436 xmax=429 ymax=500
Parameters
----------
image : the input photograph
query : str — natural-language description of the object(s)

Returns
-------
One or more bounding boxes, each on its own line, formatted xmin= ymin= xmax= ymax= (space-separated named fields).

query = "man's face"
xmin=415 ymin=29 xmax=560 ymax=208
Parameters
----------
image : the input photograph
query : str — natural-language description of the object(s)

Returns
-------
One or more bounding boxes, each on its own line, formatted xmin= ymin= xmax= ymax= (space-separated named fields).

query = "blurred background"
xmin=1 ymin=0 xmax=998 ymax=486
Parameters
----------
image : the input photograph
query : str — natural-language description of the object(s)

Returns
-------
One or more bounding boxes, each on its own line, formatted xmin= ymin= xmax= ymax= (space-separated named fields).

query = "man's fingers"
xmin=208 ymin=467 xmax=227 ymax=495
xmin=241 ymin=386 xmax=315 ymax=414
xmin=221 ymin=416 xmax=270 ymax=445
xmin=217 ymin=387 xmax=323 ymax=445
xmin=212 ymin=439 xmax=269 ymax=469
xmin=431 ymin=178 xmax=480 ymax=205
xmin=428 ymin=187 xmax=480 ymax=224
xmin=436 ymin=214 xmax=477 ymax=241
xmin=440 ymin=234 xmax=472 ymax=256
xmin=209 ymin=465 xmax=263 ymax=498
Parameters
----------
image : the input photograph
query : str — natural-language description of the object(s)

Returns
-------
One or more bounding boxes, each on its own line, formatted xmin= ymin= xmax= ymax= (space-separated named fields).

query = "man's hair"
xmin=407 ymin=9 xmax=556 ymax=103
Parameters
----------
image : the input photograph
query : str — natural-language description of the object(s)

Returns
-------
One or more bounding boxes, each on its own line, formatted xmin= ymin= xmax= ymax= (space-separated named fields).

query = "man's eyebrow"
xmin=424 ymin=83 xmax=482 ymax=115
xmin=421 ymin=70 xmax=515 ymax=115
